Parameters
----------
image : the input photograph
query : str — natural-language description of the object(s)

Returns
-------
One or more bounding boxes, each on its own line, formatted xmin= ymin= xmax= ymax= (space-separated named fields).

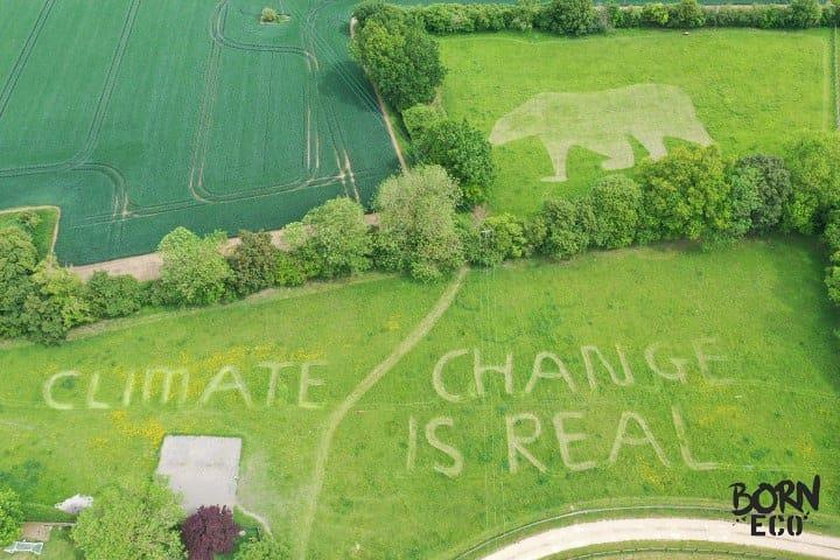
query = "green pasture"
xmin=0 ymin=0 xmax=398 ymax=265
xmin=1 ymin=237 xmax=838 ymax=558
xmin=438 ymin=29 xmax=834 ymax=215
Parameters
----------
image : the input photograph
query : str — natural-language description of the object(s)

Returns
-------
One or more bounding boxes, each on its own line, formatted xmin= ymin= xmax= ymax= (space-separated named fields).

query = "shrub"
xmin=412 ymin=118 xmax=496 ymax=208
xmin=825 ymin=210 xmax=840 ymax=255
xmin=158 ymin=227 xmax=232 ymax=307
xmin=669 ymin=0 xmax=705 ymax=28
xmin=640 ymin=3 xmax=669 ymax=26
xmin=374 ymin=165 xmax=464 ymax=281
xmin=788 ymin=0 xmax=822 ymax=28
xmin=73 ymin=478 xmax=185 ymax=560
xmin=23 ymin=257 xmax=93 ymax=345
xmin=826 ymin=265 xmax=840 ymax=305
xmin=181 ymin=506 xmax=239 ymax=560
xmin=290 ymin=197 xmax=372 ymax=279
xmin=784 ymin=132 xmax=840 ymax=234
xmin=462 ymin=213 xmax=529 ymax=267
xmin=85 ymin=271 xmax=143 ymax=319
xmin=0 ymin=226 xmax=38 ymax=339
xmin=275 ymin=252 xmax=308 ymax=287
xmin=531 ymin=198 xmax=591 ymax=259
xmin=402 ymin=104 xmax=445 ymax=141
xmin=235 ymin=537 xmax=290 ymax=560
xmin=511 ymin=0 xmax=541 ymax=30
xmin=586 ymin=175 xmax=643 ymax=249
xmin=639 ymin=145 xmax=732 ymax=242
xmin=16 ymin=210 xmax=41 ymax=232
xmin=228 ymin=231 xmax=279 ymax=296
xmin=260 ymin=7 xmax=279 ymax=22
xmin=727 ymin=154 xmax=792 ymax=235
xmin=351 ymin=7 xmax=445 ymax=110
xmin=540 ymin=0 xmax=597 ymax=35
xmin=0 ymin=487 xmax=23 ymax=547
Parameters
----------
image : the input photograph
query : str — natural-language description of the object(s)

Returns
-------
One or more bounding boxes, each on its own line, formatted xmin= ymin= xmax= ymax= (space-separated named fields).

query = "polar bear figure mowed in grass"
xmin=489 ymin=84 xmax=713 ymax=182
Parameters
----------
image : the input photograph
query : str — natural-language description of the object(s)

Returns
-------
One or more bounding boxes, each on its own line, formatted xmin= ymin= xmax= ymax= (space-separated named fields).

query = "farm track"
xmin=0 ymin=0 xmax=56 ymax=120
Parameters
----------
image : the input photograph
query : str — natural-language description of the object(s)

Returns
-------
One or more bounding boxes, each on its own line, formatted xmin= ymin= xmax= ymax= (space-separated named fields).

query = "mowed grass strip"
xmin=438 ymin=29 xmax=831 ymax=214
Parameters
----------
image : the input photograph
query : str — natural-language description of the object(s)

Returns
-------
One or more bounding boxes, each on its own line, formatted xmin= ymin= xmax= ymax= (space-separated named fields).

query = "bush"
xmin=23 ymin=257 xmax=93 ymax=345
xmin=0 ymin=226 xmax=38 ymax=339
xmin=412 ymin=118 xmax=496 ymax=208
xmin=288 ymin=197 xmax=372 ymax=279
xmin=402 ymin=104 xmax=445 ymax=141
xmin=228 ymin=231 xmax=279 ymax=296
xmin=586 ymin=175 xmax=643 ymax=249
xmin=181 ymin=506 xmax=239 ymax=560
xmin=640 ymin=3 xmax=669 ymax=26
xmin=669 ymin=0 xmax=705 ymax=28
xmin=73 ymin=478 xmax=185 ymax=560
xmin=540 ymin=0 xmax=597 ymax=35
xmin=351 ymin=7 xmax=445 ymax=110
xmin=788 ymin=0 xmax=822 ymax=28
xmin=275 ymin=252 xmax=309 ymax=287
xmin=0 ymin=487 xmax=23 ymax=547
xmin=727 ymin=154 xmax=792 ymax=235
xmin=784 ymin=132 xmax=840 ymax=234
xmin=235 ymin=537 xmax=290 ymax=560
xmin=824 ymin=210 xmax=840 ymax=255
xmin=374 ymin=165 xmax=464 ymax=281
xmin=462 ymin=213 xmax=529 ymax=267
xmin=158 ymin=227 xmax=232 ymax=307
xmin=84 ymin=272 xmax=142 ymax=319
xmin=531 ymin=198 xmax=591 ymax=259
xmin=639 ymin=145 xmax=732 ymax=242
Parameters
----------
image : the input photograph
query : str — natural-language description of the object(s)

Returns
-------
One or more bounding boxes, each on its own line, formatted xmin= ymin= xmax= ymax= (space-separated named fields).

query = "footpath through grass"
xmin=0 ymin=238 xmax=838 ymax=558
xmin=439 ymin=29 xmax=833 ymax=215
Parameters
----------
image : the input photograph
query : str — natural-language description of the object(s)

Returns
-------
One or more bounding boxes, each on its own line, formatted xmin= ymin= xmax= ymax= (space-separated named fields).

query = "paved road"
xmin=480 ymin=517 xmax=840 ymax=560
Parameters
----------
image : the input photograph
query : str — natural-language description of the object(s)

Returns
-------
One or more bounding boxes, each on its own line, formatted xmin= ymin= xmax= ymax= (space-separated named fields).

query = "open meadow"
xmin=0 ymin=0 xmax=399 ymax=265
xmin=1 ymin=237 xmax=838 ymax=558
xmin=439 ymin=29 xmax=835 ymax=214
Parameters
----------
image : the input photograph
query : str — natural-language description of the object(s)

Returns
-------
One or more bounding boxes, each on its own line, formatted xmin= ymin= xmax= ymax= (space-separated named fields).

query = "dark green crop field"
xmin=0 ymin=0 xmax=399 ymax=264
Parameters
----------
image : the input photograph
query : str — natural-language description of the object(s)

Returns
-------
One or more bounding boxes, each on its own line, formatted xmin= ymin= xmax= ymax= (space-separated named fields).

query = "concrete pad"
xmin=156 ymin=435 xmax=242 ymax=513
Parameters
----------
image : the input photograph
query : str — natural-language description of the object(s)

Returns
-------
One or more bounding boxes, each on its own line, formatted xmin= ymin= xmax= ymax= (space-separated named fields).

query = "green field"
xmin=0 ymin=0 xmax=399 ymax=265
xmin=1 ymin=237 xmax=838 ymax=558
xmin=439 ymin=29 xmax=834 ymax=215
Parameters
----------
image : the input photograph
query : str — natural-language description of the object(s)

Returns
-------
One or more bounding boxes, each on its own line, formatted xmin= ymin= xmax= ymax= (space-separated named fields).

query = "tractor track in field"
xmin=0 ymin=0 xmax=56 ymax=120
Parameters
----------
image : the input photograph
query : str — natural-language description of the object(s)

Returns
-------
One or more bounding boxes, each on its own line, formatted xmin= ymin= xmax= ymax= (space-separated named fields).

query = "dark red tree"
xmin=181 ymin=505 xmax=240 ymax=560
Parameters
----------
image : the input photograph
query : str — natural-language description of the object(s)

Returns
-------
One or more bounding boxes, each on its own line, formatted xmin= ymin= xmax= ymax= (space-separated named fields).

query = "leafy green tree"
xmin=639 ymin=145 xmax=732 ymax=242
xmin=462 ymin=213 xmax=529 ymax=267
xmin=351 ymin=9 xmax=445 ymax=110
xmin=784 ymin=132 xmax=840 ymax=234
xmin=287 ymin=197 xmax=372 ymax=279
xmin=228 ymin=231 xmax=280 ymax=296
xmin=541 ymin=0 xmax=597 ymax=34
xmin=275 ymin=252 xmax=308 ymax=287
xmin=234 ymin=537 xmax=290 ymax=560
xmin=585 ymin=175 xmax=642 ymax=249
xmin=413 ymin=118 xmax=496 ymax=208
xmin=85 ymin=271 xmax=142 ymax=319
xmin=22 ymin=256 xmax=93 ymax=344
xmin=0 ymin=227 xmax=38 ymax=339
xmin=670 ymin=0 xmax=705 ymax=28
xmin=402 ymin=104 xmax=445 ymax=141
xmin=727 ymin=154 xmax=792 ymax=236
xmin=158 ymin=227 xmax=232 ymax=306
xmin=0 ymin=487 xmax=23 ymax=547
xmin=374 ymin=165 xmax=464 ymax=281
xmin=530 ymin=198 xmax=592 ymax=259
xmin=788 ymin=0 xmax=822 ymax=27
xmin=73 ymin=478 xmax=185 ymax=560
xmin=640 ymin=2 xmax=670 ymax=25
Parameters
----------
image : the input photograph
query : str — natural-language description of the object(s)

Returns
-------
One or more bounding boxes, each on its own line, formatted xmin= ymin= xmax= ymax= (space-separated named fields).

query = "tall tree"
xmin=181 ymin=506 xmax=239 ymax=560
xmin=158 ymin=227 xmax=232 ymax=306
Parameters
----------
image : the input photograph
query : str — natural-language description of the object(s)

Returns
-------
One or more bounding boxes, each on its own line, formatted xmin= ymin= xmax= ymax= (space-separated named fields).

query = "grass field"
xmin=438 ymin=29 xmax=834 ymax=215
xmin=1 ymin=236 xmax=838 ymax=558
xmin=0 ymin=0 xmax=399 ymax=265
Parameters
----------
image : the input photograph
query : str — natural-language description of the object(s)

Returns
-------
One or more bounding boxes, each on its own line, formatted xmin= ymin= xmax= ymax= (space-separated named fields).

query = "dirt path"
xmin=478 ymin=517 xmax=840 ymax=560
xmin=294 ymin=267 xmax=467 ymax=559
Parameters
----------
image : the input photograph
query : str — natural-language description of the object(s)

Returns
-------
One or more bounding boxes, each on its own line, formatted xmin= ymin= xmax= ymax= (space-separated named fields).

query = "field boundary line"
xmin=349 ymin=17 xmax=408 ymax=171
xmin=295 ymin=267 xmax=467 ymax=559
